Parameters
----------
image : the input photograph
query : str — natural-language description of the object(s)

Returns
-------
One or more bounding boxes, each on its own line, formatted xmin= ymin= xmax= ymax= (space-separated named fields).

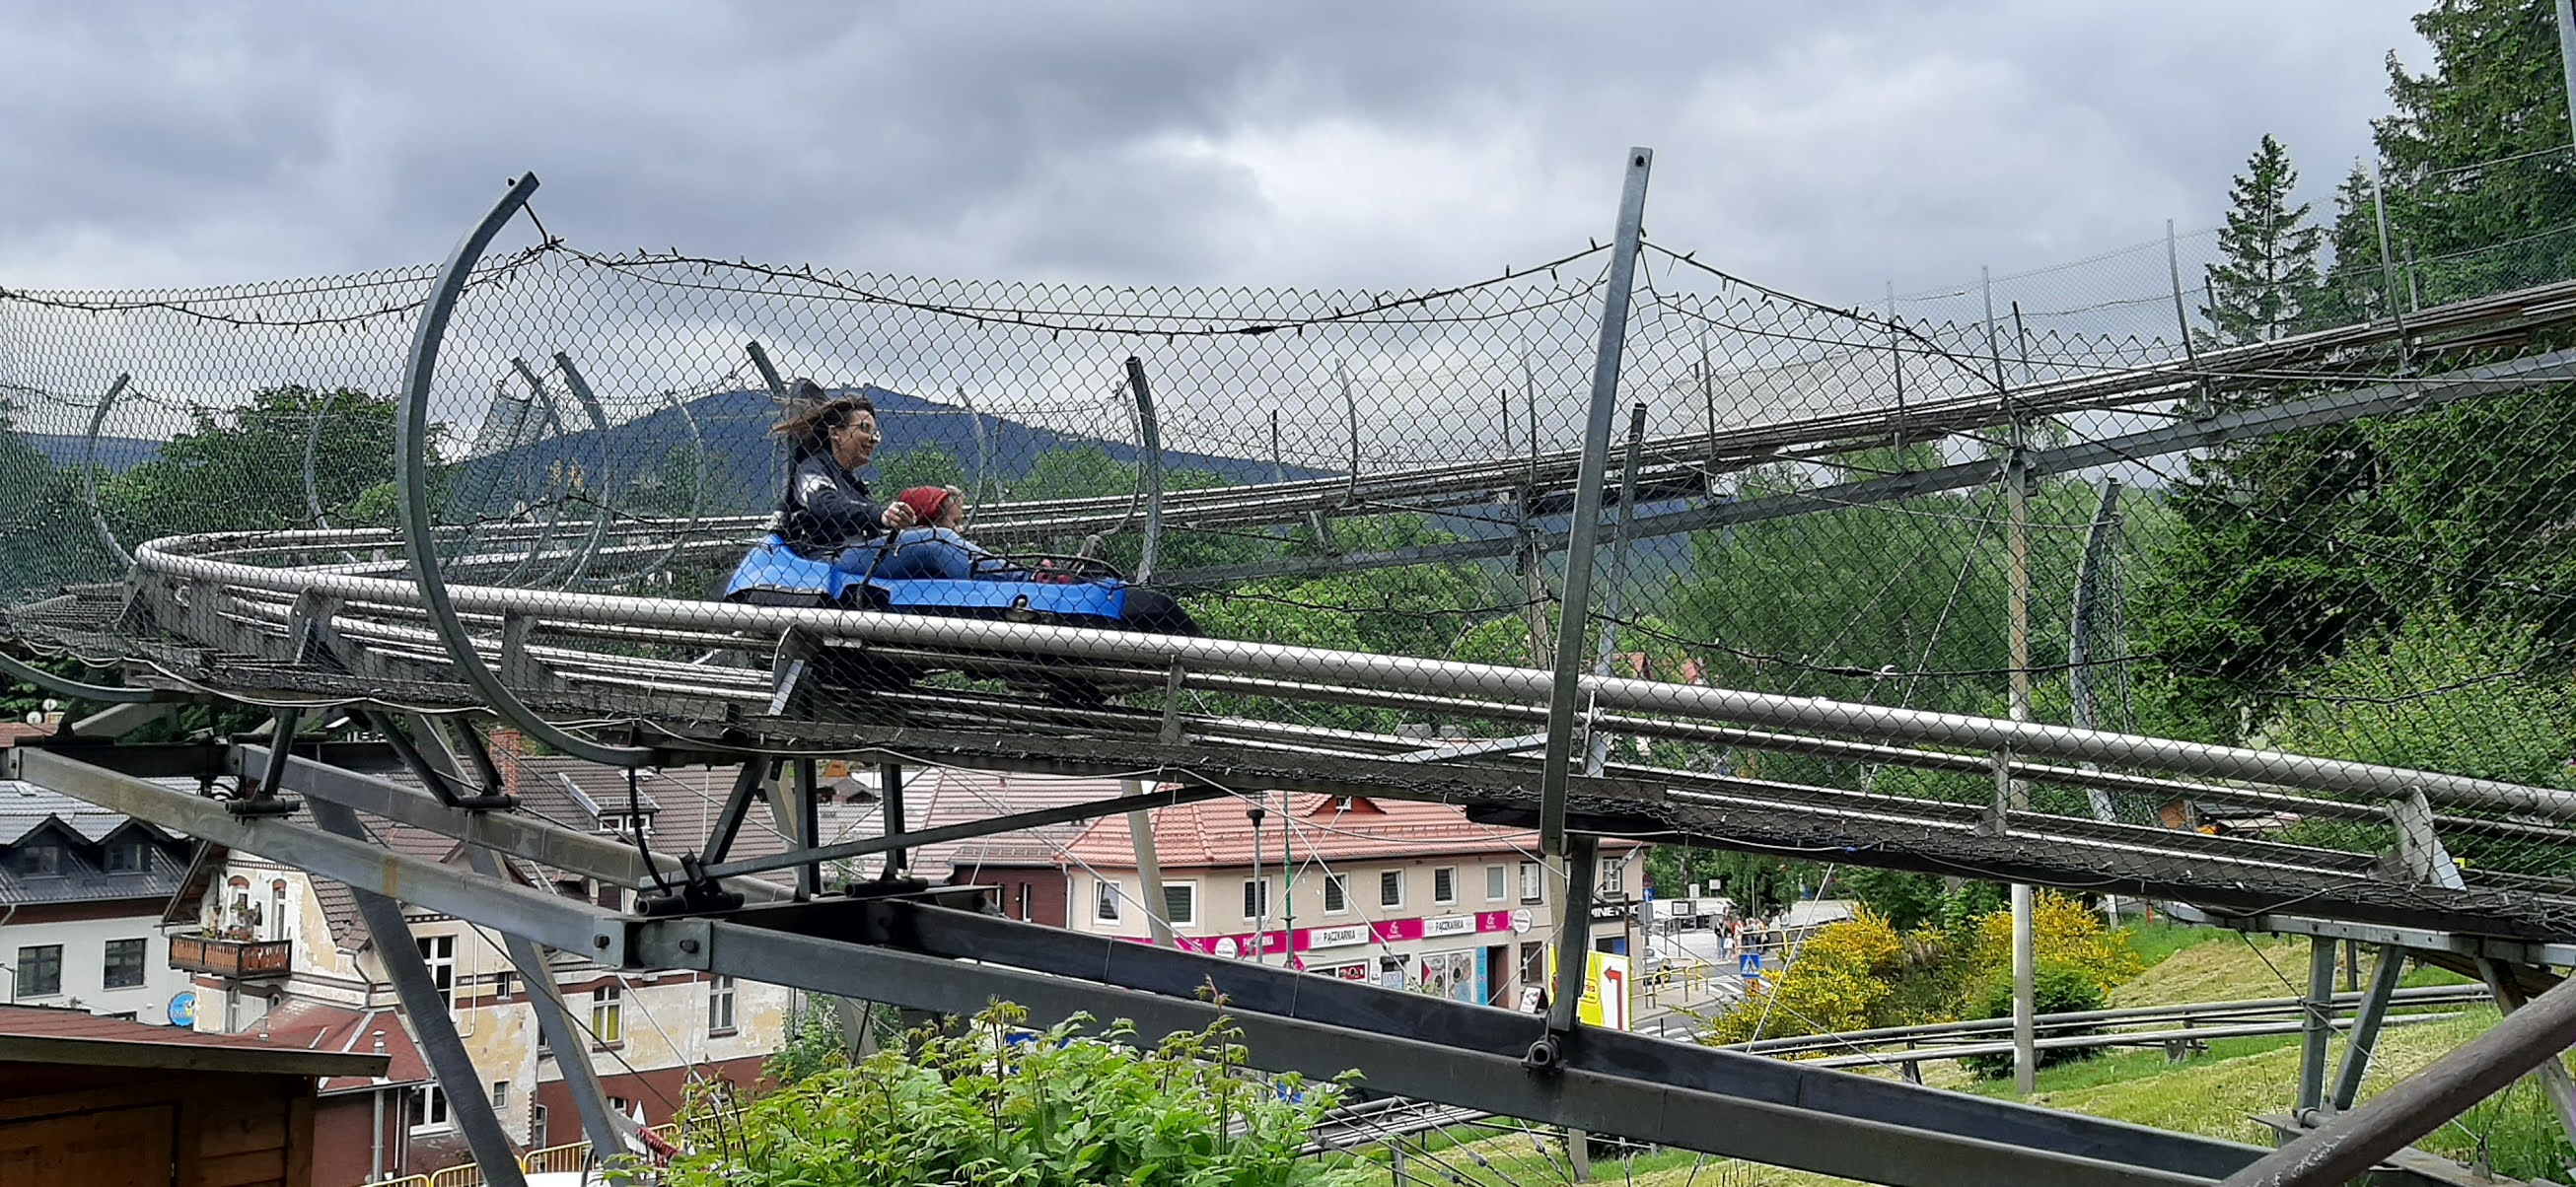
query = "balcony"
xmin=169 ymin=935 xmax=292 ymax=979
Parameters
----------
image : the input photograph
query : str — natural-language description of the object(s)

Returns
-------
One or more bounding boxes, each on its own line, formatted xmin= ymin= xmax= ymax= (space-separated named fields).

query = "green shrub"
xmin=1962 ymin=962 xmax=2110 ymax=1079
xmin=676 ymin=1001 xmax=1364 ymax=1187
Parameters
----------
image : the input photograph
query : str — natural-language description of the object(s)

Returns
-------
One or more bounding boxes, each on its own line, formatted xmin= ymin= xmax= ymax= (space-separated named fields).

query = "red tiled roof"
xmin=0 ymin=724 xmax=54 ymax=748
xmin=254 ymin=997 xmax=432 ymax=1091
xmin=1050 ymin=793 xmax=1635 ymax=873
xmin=0 ymin=1003 xmax=390 ymax=1079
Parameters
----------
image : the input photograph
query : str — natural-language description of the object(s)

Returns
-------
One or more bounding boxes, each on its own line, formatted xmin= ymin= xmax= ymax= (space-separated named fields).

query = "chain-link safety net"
xmin=11 ymin=148 xmax=2576 ymax=942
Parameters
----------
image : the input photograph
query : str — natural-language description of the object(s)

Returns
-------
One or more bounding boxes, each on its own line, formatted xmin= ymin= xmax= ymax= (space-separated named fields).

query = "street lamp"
xmin=1248 ymin=802 xmax=1268 ymax=965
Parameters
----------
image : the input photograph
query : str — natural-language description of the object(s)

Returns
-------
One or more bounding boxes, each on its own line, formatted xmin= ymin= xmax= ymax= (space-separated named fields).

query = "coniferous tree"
xmin=2201 ymin=135 xmax=2326 ymax=345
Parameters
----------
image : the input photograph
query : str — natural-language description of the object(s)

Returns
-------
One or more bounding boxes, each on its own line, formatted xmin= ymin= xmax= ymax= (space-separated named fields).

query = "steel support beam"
xmin=2219 ymin=971 xmax=2576 ymax=1186
xmin=2296 ymin=937 xmax=2338 ymax=1116
xmin=229 ymin=743 xmax=783 ymax=902
xmin=309 ymin=798 xmax=530 ymax=1187
xmin=2328 ymin=945 xmax=2408 ymax=1114
xmin=1538 ymin=146 xmax=1653 ymax=855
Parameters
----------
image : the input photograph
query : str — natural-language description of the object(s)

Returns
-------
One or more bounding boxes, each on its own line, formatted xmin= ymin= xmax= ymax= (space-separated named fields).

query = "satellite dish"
xmin=21 ymin=712 xmax=38 ymax=727
xmin=39 ymin=699 xmax=59 ymax=713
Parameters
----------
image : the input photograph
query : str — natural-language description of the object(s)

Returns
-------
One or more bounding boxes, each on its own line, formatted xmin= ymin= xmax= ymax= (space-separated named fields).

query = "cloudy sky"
xmin=2 ymin=2 xmax=2431 ymax=307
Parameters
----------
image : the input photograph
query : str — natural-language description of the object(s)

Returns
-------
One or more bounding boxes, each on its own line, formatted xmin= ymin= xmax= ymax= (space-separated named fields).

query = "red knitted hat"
xmin=897 ymin=486 xmax=955 ymax=524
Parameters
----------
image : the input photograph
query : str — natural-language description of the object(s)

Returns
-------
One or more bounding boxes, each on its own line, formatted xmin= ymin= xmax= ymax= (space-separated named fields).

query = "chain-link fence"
xmin=10 ymin=149 xmax=2576 ymax=939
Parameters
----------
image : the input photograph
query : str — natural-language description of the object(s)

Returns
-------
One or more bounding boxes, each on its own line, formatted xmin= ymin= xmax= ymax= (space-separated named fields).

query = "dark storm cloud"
xmin=0 ymin=1 xmax=2428 ymax=307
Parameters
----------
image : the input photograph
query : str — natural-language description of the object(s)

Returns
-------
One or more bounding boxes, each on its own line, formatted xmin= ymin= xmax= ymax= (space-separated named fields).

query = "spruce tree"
xmin=2201 ymin=134 xmax=2326 ymax=344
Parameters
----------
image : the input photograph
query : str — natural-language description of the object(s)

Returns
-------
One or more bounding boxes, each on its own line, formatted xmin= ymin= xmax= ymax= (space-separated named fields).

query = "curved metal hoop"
xmin=78 ymin=374 xmax=134 ymax=566
xmin=394 ymin=172 xmax=647 ymax=767
xmin=0 ymin=649 xmax=156 ymax=704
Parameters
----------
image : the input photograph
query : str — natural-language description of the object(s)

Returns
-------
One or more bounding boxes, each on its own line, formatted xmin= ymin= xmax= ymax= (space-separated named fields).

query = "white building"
xmin=0 ymin=779 xmax=198 ymax=1026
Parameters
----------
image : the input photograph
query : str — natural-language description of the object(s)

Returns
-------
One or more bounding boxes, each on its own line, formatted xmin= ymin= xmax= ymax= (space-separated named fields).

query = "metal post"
xmin=2069 ymin=480 xmax=2124 ymax=824
xmin=701 ymin=762 xmax=762 ymax=865
xmin=1277 ymin=408 xmax=1331 ymax=552
xmin=1126 ymin=785 xmax=1176 ymax=946
xmin=1586 ymin=404 xmax=1651 ymax=777
xmin=1700 ymin=331 xmax=1719 ymax=474
xmin=2327 ymin=944 xmax=2406 ymax=1114
xmin=545 ymin=354 xmax=618 ymax=588
xmin=307 ymin=799 xmax=530 ymax=1187
xmin=2220 ymin=973 xmax=2576 ymax=1186
xmin=2296 ymin=936 xmax=2337 ymax=1116
xmin=1537 ymin=146 xmax=1654 ymax=857
xmin=792 ymin=758 xmax=821 ymax=896
xmin=745 ymin=341 xmax=788 ymax=398
xmin=2556 ymin=0 xmax=2576 ymax=149
xmin=1340 ymin=361 xmax=1360 ymax=500
xmin=2007 ymin=423 xmax=2037 ymax=1095
xmin=394 ymin=173 xmax=646 ymax=768
xmin=1549 ymin=837 xmax=1600 ymax=1033
xmin=2370 ymin=166 xmax=2413 ymax=372
xmin=1251 ymin=795 xmax=1268 ymax=964
xmin=881 ymin=761 xmax=907 ymax=876
xmin=1279 ymin=796 xmax=1295 ymax=967
xmin=1983 ymin=267 xmax=2005 ymax=391
xmin=1125 ymin=357 xmax=1165 ymax=583
xmin=1885 ymin=287 xmax=1906 ymax=459
xmin=956 ymin=386 xmax=990 ymax=510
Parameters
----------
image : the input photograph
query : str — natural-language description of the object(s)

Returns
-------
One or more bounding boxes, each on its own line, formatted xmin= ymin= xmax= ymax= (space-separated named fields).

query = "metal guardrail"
xmin=1716 ymin=984 xmax=2488 ymax=1059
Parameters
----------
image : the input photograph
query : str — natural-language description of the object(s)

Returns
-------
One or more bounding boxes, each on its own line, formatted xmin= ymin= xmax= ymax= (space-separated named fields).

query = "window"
xmin=607 ymin=1095 xmax=633 ymax=1120
xmin=410 ymin=1083 xmax=450 ymax=1133
xmin=105 ymin=841 xmax=148 ymax=873
xmin=1095 ymin=879 xmax=1123 ymax=923
xmin=1163 ymin=882 xmax=1197 ymax=928
xmin=1486 ymin=865 xmax=1507 ymax=902
xmin=708 ymin=975 xmax=738 ymax=1033
xmin=103 ymin=939 xmax=147 ymax=989
xmin=417 ymin=935 xmax=456 ymax=1012
xmin=1433 ymin=867 xmax=1459 ymax=905
xmin=1520 ymin=862 xmax=1543 ymax=904
xmin=1323 ymin=874 xmax=1349 ymax=914
xmin=15 ymin=945 xmax=61 ymax=999
xmin=491 ymin=1081 xmax=511 ymax=1110
xmin=1379 ymin=870 xmax=1404 ymax=909
xmin=1016 ymin=883 xmax=1034 ymax=921
xmin=1242 ymin=877 xmax=1270 ymax=920
xmin=591 ymin=985 xmax=623 ymax=1047
xmin=1597 ymin=861 xmax=1623 ymax=896
xmin=17 ymin=845 xmax=60 ymax=877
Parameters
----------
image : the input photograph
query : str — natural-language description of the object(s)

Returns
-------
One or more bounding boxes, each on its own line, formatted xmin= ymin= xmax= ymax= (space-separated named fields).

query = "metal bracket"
xmin=635 ymin=853 xmax=747 ymax=918
xmin=587 ymin=918 xmax=631 ymax=969
xmin=1160 ymin=660 xmax=1188 ymax=745
xmin=768 ymin=627 xmax=822 ymax=717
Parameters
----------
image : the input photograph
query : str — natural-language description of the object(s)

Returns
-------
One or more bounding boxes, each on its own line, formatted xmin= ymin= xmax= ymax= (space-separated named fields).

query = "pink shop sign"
xmin=1123 ymin=911 xmax=1518 ymax=957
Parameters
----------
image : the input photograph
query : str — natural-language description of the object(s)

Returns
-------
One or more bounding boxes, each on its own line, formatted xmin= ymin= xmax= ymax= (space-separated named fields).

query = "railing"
xmin=426 ymin=1167 xmax=482 ymax=1187
xmin=520 ymin=1143 xmax=589 ymax=1175
xmin=168 ymin=934 xmax=292 ymax=978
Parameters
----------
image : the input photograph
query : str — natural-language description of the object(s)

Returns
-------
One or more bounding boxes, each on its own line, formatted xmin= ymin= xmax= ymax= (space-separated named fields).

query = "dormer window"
xmin=105 ymin=841 xmax=149 ymax=873
xmin=17 ymin=845 xmax=61 ymax=877
xmin=598 ymin=812 xmax=652 ymax=839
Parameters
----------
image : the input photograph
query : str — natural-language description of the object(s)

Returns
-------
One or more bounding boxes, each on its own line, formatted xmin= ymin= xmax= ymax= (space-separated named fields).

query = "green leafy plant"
xmin=676 ymin=1000 xmax=1365 ymax=1187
